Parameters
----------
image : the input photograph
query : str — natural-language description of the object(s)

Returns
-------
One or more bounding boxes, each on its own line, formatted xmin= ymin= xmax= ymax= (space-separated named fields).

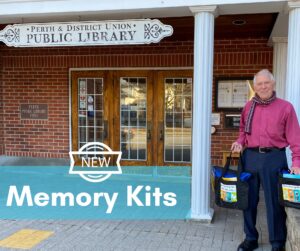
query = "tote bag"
xmin=278 ymin=170 xmax=300 ymax=209
xmin=212 ymin=152 xmax=251 ymax=210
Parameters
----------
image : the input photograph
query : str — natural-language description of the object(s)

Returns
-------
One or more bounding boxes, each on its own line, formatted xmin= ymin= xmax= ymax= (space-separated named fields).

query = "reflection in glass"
xmin=174 ymin=96 xmax=182 ymax=112
xmin=130 ymin=111 xmax=137 ymax=126
xmin=95 ymin=112 xmax=103 ymax=128
xmin=94 ymin=95 xmax=103 ymax=111
xmin=87 ymin=79 xmax=94 ymax=94
xmin=183 ymin=96 xmax=192 ymax=112
xmin=79 ymin=117 xmax=86 ymax=127
xmin=138 ymin=149 xmax=146 ymax=160
xmin=120 ymin=77 xmax=147 ymax=160
xmin=174 ymin=113 xmax=183 ymax=127
xmin=137 ymin=111 xmax=146 ymax=127
xmin=183 ymin=147 xmax=191 ymax=162
xmin=80 ymin=142 xmax=87 ymax=148
xmin=121 ymin=111 xmax=129 ymax=126
xmin=95 ymin=79 xmax=103 ymax=94
xmin=121 ymin=129 xmax=128 ymax=142
xmin=121 ymin=143 xmax=128 ymax=159
xmin=95 ymin=128 xmax=104 ymax=142
xmin=87 ymin=127 xmax=95 ymax=142
xmin=78 ymin=78 xmax=104 ymax=149
xmin=79 ymin=127 xmax=86 ymax=142
xmin=164 ymin=78 xmax=192 ymax=163
xmin=87 ymin=116 xmax=94 ymax=127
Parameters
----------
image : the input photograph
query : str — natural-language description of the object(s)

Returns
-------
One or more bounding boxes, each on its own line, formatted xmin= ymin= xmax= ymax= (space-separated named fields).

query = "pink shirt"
xmin=237 ymin=98 xmax=300 ymax=167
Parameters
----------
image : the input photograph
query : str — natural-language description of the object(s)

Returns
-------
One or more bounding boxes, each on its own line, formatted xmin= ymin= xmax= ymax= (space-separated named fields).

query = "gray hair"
xmin=253 ymin=69 xmax=275 ymax=85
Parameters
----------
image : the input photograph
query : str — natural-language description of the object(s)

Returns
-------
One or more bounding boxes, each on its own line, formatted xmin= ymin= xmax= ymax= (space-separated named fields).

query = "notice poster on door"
xmin=87 ymin=95 xmax=94 ymax=117
xmin=79 ymin=81 xmax=86 ymax=94
xmin=79 ymin=95 xmax=86 ymax=109
xmin=80 ymin=101 xmax=86 ymax=109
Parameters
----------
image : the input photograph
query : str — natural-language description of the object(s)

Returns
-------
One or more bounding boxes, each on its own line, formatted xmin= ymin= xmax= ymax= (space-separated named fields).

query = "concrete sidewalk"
xmin=0 ymin=199 xmax=271 ymax=251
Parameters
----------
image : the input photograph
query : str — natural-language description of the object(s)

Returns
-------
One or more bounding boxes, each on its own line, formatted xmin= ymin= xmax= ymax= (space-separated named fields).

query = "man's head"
xmin=253 ymin=69 xmax=275 ymax=100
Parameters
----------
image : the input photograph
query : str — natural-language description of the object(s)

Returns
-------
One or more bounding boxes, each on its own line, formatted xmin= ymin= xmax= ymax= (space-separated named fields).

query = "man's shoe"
xmin=271 ymin=247 xmax=285 ymax=251
xmin=237 ymin=239 xmax=258 ymax=251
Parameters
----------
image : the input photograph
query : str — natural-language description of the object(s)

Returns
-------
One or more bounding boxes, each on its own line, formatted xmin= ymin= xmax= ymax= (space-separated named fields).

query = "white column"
xmin=272 ymin=37 xmax=288 ymax=99
xmin=286 ymin=1 xmax=300 ymax=168
xmin=189 ymin=6 xmax=217 ymax=222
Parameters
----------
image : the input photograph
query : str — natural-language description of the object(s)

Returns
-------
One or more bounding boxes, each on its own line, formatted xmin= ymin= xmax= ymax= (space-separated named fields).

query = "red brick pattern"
xmin=212 ymin=38 xmax=273 ymax=165
xmin=0 ymin=38 xmax=272 ymax=164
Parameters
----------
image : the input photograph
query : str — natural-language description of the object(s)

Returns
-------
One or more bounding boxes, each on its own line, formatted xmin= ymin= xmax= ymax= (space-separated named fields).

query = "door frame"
xmin=69 ymin=68 xmax=193 ymax=166
xmin=113 ymin=70 xmax=154 ymax=166
xmin=70 ymin=70 xmax=114 ymax=153
xmin=156 ymin=70 xmax=193 ymax=166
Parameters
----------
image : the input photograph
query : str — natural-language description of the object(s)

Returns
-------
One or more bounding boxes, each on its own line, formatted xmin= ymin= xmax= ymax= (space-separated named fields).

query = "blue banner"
xmin=0 ymin=166 xmax=191 ymax=220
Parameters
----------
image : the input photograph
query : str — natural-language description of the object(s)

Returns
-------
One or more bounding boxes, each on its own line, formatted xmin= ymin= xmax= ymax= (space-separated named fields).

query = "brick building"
xmin=0 ymin=0 xmax=299 ymax=220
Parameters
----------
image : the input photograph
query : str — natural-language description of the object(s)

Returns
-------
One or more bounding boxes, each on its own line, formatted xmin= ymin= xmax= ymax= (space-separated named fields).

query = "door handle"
xmin=147 ymin=122 xmax=152 ymax=140
xmin=103 ymin=120 xmax=108 ymax=140
xmin=159 ymin=122 xmax=164 ymax=141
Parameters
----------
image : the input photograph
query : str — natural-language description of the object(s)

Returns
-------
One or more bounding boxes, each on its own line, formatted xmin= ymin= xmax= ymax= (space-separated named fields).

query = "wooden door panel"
xmin=113 ymin=71 xmax=153 ymax=166
xmin=156 ymin=70 xmax=193 ymax=166
xmin=71 ymin=69 xmax=192 ymax=167
xmin=71 ymin=71 xmax=113 ymax=154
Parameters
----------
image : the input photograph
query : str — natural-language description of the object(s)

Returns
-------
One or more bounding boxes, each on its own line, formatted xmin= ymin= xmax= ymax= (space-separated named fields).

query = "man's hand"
xmin=290 ymin=167 xmax=300 ymax=175
xmin=231 ymin=142 xmax=243 ymax=153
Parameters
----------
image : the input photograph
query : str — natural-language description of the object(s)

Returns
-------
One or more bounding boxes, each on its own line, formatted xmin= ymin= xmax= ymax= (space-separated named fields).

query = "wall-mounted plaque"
xmin=216 ymin=78 xmax=254 ymax=111
xmin=20 ymin=104 xmax=48 ymax=120
xmin=224 ymin=114 xmax=241 ymax=129
xmin=211 ymin=113 xmax=221 ymax=126
xmin=0 ymin=19 xmax=173 ymax=47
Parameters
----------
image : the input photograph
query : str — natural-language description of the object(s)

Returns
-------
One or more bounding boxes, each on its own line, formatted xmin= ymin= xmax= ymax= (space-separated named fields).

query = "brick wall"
xmin=212 ymin=38 xmax=273 ymax=165
xmin=0 ymin=38 xmax=272 ymax=163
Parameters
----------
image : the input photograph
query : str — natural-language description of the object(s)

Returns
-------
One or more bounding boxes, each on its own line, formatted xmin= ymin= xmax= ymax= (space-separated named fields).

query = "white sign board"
xmin=211 ymin=113 xmax=221 ymax=126
xmin=217 ymin=80 xmax=253 ymax=108
xmin=0 ymin=19 xmax=173 ymax=47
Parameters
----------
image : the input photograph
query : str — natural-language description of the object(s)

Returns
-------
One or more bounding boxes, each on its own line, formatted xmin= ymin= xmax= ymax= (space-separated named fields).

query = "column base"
xmin=186 ymin=208 xmax=214 ymax=223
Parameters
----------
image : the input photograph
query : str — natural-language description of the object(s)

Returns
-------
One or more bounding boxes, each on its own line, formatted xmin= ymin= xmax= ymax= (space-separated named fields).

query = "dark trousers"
xmin=243 ymin=148 xmax=287 ymax=248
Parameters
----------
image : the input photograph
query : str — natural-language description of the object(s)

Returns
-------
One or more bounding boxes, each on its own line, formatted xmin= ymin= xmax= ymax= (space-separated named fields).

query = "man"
xmin=231 ymin=69 xmax=300 ymax=251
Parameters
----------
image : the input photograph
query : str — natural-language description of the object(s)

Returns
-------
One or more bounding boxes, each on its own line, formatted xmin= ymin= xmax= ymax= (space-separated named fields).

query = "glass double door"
xmin=71 ymin=70 xmax=192 ymax=166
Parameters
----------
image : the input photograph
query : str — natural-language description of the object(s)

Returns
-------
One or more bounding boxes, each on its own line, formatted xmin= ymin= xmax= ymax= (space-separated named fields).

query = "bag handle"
xmin=221 ymin=151 xmax=233 ymax=177
xmin=221 ymin=151 xmax=245 ymax=181
xmin=237 ymin=152 xmax=245 ymax=181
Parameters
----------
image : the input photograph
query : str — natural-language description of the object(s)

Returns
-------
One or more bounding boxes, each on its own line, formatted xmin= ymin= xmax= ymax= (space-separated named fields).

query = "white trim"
xmin=191 ymin=11 xmax=214 ymax=221
xmin=288 ymin=1 xmax=300 ymax=10
xmin=0 ymin=0 xmax=286 ymax=15
xmin=284 ymin=1 xmax=300 ymax=14
xmin=189 ymin=5 xmax=218 ymax=16
xmin=272 ymin=37 xmax=288 ymax=44
xmin=190 ymin=208 xmax=214 ymax=223
xmin=273 ymin=37 xmax=287 ymax=99
xmin=68 ymin=69 xmax=72 ymax=156
xmin=286 ymin=4 xmax=300 ymax=169
xmin=0 ymin=1 xmax=287 ymax=24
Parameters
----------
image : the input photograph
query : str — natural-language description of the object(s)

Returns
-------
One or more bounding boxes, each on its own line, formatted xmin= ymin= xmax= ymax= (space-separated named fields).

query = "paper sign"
xmin=282 ymin=184 xmax=300 ymax=203
xmin=221 ymin=183 xmax=237 ymax=203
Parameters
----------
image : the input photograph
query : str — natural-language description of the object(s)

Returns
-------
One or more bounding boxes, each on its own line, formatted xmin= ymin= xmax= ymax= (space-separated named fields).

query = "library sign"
xmin=0 ymin=19 xmax=173 ymax=47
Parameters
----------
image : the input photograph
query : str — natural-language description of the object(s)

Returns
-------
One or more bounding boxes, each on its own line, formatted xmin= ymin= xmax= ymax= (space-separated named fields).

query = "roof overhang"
xmin=0 ymin=0 xmax=286 ymax=22
xmin=0 ymin=0 xmax=289 ymax=41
